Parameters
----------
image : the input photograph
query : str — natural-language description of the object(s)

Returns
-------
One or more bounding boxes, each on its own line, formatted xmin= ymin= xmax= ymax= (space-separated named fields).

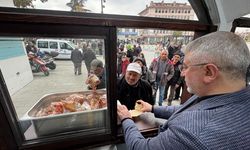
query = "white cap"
xmin=126 ymin=63 xmax=142 ymax=75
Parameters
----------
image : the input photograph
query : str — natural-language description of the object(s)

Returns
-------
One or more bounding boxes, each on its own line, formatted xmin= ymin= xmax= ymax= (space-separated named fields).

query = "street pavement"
xmin=12 ymin=58 xmax=95 ymax=118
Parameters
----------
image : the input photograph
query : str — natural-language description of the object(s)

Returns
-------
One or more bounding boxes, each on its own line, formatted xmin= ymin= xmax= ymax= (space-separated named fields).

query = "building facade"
xmin=138 ymin=1 xmax=196 ymax=44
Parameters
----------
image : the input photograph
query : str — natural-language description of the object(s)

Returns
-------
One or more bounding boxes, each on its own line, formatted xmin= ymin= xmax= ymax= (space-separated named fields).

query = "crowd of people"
xmin=117 ymin=40 xmax=186 ymax=107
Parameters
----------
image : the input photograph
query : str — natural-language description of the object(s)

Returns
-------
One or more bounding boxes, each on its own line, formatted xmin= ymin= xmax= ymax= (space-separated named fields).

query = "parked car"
xmin=36 ymin=39 xmax=77 ymax=59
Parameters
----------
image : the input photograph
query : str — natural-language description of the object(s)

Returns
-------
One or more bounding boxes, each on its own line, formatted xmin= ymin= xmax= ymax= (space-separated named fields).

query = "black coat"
xmin=117 ymin=76 xmax=154 ymax=110
xmin=168 ymin=63 xmax=182 ymax=85
xmin=71 ymin=49 xmax=82 ymax=63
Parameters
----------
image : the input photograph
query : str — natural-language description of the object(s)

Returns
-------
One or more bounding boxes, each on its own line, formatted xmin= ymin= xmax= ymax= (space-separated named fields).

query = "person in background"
xmin=168 ymin=42 xmax=181 ymax=60
xmin=133 ymin=57 xmax=156 ymax=102
xmin=97 ymin=41 xmax=103 ymax=55
xmin=149 ymin=50 xmax=174 ymax=106
xmin=134 ymin=44 xmax=142 ymax=57
xmin=70 ymin=48 xmax=83 ymax=75
xmin=117 ymin=44 xmax=126 ymax=76
xmin=133 ymin=57 xmax=153 ymax=84
xmin=81 ymin=42 xmax=88 ymax=54
xmin=138 ymin=52 xmax=147 ymax=66
xmin=120 ymin=54 xmax=130 ymax=77
xmin=82 ymin=47 xmax=96 ymax=74
xmin=86 ymin=59 xmax=105 ymax=89
xmin=26 ymin=41 xmax=38 ymax=54
xmin=117 ymin=31 xmax=250 ymax=150
xmin=117 ymin=63 xmax=154 ymax=110
xmin=126 ymin=44 xmax=136 ymax=63
xmin=164 ymin=53 xmax=182 ymax=105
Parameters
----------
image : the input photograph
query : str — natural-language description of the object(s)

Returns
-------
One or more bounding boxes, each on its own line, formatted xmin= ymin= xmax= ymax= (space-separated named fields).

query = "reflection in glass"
xmin=0 ymin=37 xmax=108 ymax=140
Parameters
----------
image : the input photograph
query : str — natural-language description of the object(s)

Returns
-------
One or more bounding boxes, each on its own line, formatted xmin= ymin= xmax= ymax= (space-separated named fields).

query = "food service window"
xmin=1 ymin=37 xmax=110 ymax=140
xmin=0 ymin=20 xmax=117 ymax=149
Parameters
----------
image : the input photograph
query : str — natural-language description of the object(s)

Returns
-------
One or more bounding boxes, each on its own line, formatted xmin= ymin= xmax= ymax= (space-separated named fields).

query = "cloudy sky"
xmin=33 ymin=0 xmax=189 ymax=15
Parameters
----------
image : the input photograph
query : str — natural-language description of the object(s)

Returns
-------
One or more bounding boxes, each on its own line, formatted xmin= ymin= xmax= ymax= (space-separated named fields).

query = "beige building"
xmin=138 ymin=1 xmax=196 ymax=44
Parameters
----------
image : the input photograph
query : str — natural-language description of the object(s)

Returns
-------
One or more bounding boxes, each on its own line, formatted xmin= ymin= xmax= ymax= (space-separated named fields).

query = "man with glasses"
xmin=117 ymin=31 xmax=250 ymax=150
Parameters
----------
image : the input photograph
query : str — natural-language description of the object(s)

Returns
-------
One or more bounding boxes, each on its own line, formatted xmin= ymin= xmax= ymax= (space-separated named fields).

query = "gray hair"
xmin=184 ymin=31 xmax=250 ymax=80
xmin=161 ymin=49 xmax=168 ymax=55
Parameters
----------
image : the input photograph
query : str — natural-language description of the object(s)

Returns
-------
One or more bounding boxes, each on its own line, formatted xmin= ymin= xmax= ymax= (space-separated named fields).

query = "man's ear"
xmin=203 ymin=64 xmax=219 ymax=83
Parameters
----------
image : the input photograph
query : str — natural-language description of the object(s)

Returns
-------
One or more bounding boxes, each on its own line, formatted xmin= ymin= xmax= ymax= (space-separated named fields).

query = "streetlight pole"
xmin=101 ymin=0 xmax=106 ymax=14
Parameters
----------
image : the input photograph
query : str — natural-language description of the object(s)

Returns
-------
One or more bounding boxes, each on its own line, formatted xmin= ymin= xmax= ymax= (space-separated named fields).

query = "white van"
xmin=36 ymin=39 xmax=77 ymax=59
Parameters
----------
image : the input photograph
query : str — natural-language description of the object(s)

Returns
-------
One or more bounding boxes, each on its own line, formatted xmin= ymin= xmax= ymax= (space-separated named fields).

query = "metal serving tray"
xmin=23 ymin=90 xmax=108 ymax=137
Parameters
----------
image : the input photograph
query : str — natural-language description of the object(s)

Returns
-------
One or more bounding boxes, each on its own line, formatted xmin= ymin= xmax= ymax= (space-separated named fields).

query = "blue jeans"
xmin=157 ymin=82 xmax=166 ymax=106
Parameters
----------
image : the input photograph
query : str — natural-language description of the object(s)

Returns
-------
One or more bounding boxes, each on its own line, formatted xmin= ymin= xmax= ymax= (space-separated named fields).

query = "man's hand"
xmin=136 ymin=100 xmax=152 ymax=112
xmin=117 ymin=105 xmax=132 ymax=121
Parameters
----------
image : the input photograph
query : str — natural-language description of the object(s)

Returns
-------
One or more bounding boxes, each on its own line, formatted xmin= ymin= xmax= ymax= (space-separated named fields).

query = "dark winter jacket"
xmin=71 ymin=49 xmax=82 ymax=63
xmin=168 ymin=62 xmax=182 ymax=85
xmin=117 ymin=76 xmax=154 ymax=110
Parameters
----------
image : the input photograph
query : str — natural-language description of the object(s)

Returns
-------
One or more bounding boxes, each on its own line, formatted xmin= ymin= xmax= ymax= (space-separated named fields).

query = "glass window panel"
xmin=0 ymin=0 xmax=198 ymax=20
xmin=37 ymin=41 xmax=48 ymax=48
xmin=116 ymin=28 xmax=194 ymax=111
xmin=49 ymin=41 xmax=58 ymax=49
xmin=0 ymin=37 xmax=109 ymax=140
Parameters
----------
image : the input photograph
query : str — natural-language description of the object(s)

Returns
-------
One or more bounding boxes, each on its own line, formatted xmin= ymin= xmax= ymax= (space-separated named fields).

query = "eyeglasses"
xmin=181 ymin=63 xmax=209 ymax=71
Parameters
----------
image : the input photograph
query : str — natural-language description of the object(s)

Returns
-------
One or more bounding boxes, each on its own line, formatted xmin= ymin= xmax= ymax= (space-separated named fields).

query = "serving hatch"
xmin=21 ymin=90 xmax=109 ymax=137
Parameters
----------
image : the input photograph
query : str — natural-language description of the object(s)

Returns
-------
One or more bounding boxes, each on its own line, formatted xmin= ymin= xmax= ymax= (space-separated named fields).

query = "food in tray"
xmin=35 ymin=93 xmax=107 ymax=117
